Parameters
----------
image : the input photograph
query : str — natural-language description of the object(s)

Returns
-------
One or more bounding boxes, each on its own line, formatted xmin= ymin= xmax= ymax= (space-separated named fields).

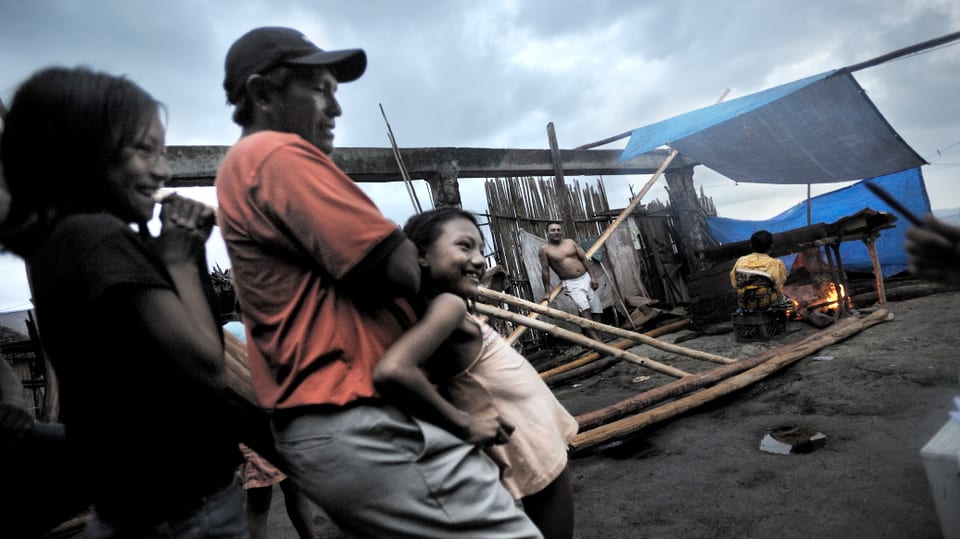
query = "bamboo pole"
xmin=505 ymin=285 xmax=562 ymax=345
xmin=479 ymin=287 xmax=735 ymax=364
xmin=544 ymin=358 xmax=620 ymax=387
xmin=863 ymin=234 xmax=886 ymax=304
xmin=570 ymin=308 xmax=893 ymax=452
xmin=379 ymin=103 xmax=422 ymax=214
xmin=540 ymin=319 xmax=691 ymax=379
xmin=473 ymin=302 xmax=691 ymax=378
xmin=598 ymin=261 xmax=636 ymax=329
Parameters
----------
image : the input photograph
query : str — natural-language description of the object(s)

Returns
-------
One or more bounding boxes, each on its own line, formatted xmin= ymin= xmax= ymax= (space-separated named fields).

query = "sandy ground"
xmin=268 ymin=288 xmax=960 ymax=538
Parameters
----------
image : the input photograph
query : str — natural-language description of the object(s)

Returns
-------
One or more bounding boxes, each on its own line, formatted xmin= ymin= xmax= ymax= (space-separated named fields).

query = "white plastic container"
xmin=921 ymin=418 xmax=960 ymax=539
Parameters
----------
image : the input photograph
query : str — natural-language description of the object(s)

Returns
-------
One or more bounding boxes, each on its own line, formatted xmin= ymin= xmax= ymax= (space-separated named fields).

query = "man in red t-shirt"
xmin=216 ymin=26 xmax=540 ymax=538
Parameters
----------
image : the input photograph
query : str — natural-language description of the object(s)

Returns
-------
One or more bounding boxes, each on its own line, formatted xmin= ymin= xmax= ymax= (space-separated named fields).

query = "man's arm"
xmin=771 ymin=260 xmax=787 ymax=291
xmin=341 ymin=229 xmax=420 ymax=298
xmin=538 ymin=246 xmax=553 ymax=300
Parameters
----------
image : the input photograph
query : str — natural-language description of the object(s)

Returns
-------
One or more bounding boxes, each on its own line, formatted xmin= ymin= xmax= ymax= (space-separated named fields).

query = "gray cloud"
xmin=2 ymin=0 xmax=959 ymax=311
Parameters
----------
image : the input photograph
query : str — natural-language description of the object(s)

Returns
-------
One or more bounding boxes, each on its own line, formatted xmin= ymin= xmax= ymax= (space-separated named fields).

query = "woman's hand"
xmin=156 ymin=193 xmax=215 ymax=265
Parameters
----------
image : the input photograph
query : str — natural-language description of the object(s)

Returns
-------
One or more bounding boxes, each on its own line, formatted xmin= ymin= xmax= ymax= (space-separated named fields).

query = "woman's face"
xmin=419 ymin=217 xmax=486 ymax=298
xmin=105 ymin=112 xmax=170 ymax=223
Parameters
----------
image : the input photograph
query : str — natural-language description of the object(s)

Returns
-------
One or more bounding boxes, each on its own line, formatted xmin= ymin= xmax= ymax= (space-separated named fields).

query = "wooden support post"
xmin=863 ymin=233 xmax=887 ymax=304
xmin=547 ymin=122 xmax=575 ymax=236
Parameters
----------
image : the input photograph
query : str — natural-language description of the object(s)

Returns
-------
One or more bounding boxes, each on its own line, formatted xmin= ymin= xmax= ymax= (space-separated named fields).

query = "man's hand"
xmin=590 ymin=276 xmax=599 ymax=290
xmin=460 ymin=414 xmax=515 ymax=447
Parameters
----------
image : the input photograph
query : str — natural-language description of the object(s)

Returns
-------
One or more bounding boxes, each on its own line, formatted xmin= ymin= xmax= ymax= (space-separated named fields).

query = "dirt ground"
xmin=270 ymin=287 xmax=960 ymax=538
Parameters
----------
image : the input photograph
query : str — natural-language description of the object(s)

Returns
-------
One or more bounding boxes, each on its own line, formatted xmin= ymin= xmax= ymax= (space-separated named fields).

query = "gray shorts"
xmin=273 ymin=402 xmax=541 ymax=538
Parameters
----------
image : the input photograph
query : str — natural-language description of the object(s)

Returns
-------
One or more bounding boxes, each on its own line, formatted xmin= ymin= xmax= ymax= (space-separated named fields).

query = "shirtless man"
xmin=538 ymin=221 xmax=603 ymax=341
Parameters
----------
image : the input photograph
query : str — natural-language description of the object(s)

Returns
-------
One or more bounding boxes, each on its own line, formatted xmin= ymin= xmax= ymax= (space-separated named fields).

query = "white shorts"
xmin=562 ymin=272 xmax=602 ymax=314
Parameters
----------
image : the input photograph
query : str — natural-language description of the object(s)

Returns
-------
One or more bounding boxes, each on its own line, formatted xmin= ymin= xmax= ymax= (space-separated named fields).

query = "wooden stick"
xmin=473 ymin=303 xmax=691 ymax=378
xmin=505 ymin=284 xmax=563 ymax=345
xmin=479 ymin=287 xmax=735 ymax=364
xmin=570 ymin=308 xmax=892 ymax=452
xmin=540 ymin=319 xmax=691 ymax=379
xmin=598 ymin=261 xmax=637 ymax=329
xmin=379 ymin=103 xmax=423 ymax=214
xmin=545 ymin=357 xmax=620 ymax=387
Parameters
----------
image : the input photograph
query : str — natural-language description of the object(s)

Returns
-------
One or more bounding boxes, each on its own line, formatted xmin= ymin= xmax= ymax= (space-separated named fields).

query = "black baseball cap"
xmin=224 ymin=26 xmax=366 ymax=104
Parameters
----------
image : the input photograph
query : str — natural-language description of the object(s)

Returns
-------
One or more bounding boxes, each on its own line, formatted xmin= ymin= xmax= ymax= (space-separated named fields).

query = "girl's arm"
xmin=374 ymin=293 xmax=509 ymax=445
xmin=132 ymin=195 xmax=224 ymax=392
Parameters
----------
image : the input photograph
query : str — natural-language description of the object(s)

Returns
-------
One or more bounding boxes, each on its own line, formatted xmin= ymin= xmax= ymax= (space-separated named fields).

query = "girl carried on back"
xmin=374 ymin=207 xmax=579 ymax=539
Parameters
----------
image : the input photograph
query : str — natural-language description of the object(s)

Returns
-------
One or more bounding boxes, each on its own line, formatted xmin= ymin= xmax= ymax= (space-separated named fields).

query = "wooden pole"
xmin=479 ymin=287 xmax=735 ymax=364
xmin=547 ymin=122 xmax=576 ymax=236
xmin=539 ymin=319 xmax=691 ymax=379
xmin=598 ymin=261 xmax=637 ymax=329
xmin=544 ymin=358 xmax=620 ymax=387
xmin=840 ymin=30 xmax=960 ymax=74
xmin=570 ymin=308 xmax=892 ymax=452
xmin=863 ymin=233 xmax=887 ymax=304
xmin=473 ymin=302 xmax=691 ymax=378
xmin=380 ymin=103 xmax=422 ymax=214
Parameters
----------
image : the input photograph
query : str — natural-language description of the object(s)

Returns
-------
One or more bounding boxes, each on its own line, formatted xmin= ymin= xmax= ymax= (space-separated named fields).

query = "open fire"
xmin=781 ymin=248 xmax=852 ymax=327
xmin=786 ymin=282 xmax=850 ymax=320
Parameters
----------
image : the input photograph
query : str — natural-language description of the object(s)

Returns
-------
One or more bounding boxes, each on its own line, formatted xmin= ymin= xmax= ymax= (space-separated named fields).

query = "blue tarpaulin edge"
xmin=620 ymin=70 xmax=836 ymax=161
xmin=706 ymin=167 xmax=930 ymax=278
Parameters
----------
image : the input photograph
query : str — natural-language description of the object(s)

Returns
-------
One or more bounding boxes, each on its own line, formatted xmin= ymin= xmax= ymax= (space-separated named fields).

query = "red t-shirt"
xmin=216 ymin=131 xmax=411 ymax=409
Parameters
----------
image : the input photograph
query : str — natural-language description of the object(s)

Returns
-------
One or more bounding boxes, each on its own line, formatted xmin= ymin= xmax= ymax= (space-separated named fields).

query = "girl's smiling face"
xmin=419 ymin=216 xmax=486 ymax=298
xmin=104 ymin=112 xmax=170 ymax=224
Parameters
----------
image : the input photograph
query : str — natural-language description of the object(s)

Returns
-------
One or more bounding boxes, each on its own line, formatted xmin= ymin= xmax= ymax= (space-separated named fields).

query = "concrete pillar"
xmin=426 ymin=161 xmax=462 ymax=208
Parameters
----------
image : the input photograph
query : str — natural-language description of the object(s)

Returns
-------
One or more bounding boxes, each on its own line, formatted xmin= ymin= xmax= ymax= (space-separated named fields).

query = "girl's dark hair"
xmin=402 ymin=207 xmax=484 ymax=255
xmin=0 ymin=66 xmax=162 ymax=255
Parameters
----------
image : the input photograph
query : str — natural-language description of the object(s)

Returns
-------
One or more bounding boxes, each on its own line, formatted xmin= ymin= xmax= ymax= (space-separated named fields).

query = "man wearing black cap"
xmin=215 ymin=27 xmax=540 ymax=538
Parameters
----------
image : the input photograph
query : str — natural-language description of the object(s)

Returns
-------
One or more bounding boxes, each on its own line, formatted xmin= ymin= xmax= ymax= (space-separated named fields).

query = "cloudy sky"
xmin=1 ymin=0 xmax=958 ymax=314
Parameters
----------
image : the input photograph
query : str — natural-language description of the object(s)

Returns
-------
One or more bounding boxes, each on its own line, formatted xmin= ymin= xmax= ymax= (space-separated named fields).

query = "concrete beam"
xmin=165 ymin=145 xmax=697 ymax=188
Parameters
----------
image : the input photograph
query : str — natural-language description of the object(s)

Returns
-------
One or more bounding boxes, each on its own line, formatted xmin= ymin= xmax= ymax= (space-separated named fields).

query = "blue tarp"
xmin=620 ymin=72 xmax=926 ymax=184
xmin=706 ymin=167 xmax=930 ymax=278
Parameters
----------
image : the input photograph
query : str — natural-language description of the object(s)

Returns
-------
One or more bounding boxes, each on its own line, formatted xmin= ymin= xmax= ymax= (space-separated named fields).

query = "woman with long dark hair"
xmin=1 ymin=66 xmax=249 ymax=537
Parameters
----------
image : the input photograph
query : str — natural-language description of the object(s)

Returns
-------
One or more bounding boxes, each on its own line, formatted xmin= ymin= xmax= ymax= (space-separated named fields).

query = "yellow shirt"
xmin=730 ymin=253 xmax=787 ymax=289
